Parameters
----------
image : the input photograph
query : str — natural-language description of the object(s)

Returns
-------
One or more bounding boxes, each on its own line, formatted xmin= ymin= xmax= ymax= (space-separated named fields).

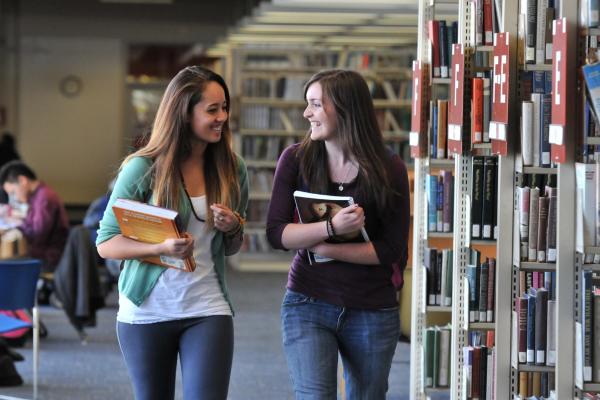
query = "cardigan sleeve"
xmin=96 ymin=157 xmax=152 ymax=245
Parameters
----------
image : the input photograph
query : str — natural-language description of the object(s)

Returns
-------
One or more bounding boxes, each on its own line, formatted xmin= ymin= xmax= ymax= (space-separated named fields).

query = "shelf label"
xmin=410 ymin=60 xmax=429 ymax=158
xmin=551 ymin=18 xmax=568 ymax=163
xmin=491 ymin=32 xmax=511 ymax=156
xmin=447 ymin=44 xmax=465 ymax=155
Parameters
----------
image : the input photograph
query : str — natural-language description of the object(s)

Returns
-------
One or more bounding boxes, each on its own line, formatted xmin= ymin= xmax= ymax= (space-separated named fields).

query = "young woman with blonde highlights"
xmin=266 ymin=69 xmax=410 ymax=399
xmin=97 ymin=66 xmax=248 ymax=400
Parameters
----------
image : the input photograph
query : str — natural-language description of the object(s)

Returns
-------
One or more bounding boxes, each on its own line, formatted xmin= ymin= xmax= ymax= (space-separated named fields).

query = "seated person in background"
xmin=0 ymin=161 xmax=69 ymax=273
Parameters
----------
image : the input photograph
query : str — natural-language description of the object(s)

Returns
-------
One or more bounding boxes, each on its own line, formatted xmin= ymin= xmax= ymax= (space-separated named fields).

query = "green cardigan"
xmin=96 ymin=156 xmax=248 ymax=311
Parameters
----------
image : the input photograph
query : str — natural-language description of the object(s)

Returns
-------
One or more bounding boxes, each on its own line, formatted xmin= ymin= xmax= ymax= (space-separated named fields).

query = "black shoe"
xmin=0 ymin=355 xmax=23 ymax=386
xmin=0 ymin=340 xmax=24 ymax=362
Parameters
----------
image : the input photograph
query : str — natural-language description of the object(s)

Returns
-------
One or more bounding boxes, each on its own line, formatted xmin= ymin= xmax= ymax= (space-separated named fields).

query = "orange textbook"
xmin=112 ymin=198 xmax=195 ymax=272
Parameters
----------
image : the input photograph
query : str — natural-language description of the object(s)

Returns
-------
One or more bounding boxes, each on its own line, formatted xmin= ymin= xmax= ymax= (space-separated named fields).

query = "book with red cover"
xmin=112 ymin=198 xmax=195 ymax=272
xmin=428 ymin=20 xmax=441 ymax=78
xmin=472 ymin=78 xmax=484 ymax=144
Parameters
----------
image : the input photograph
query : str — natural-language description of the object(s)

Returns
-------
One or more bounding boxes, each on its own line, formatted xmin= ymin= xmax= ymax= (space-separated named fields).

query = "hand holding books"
xmin=328 ymin=203 xmax=365 ymax=241
xmin=158 ymin=233 xmax=194 ymax=260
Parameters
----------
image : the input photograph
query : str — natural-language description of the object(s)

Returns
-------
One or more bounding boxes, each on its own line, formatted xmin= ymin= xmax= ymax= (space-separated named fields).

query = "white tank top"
xmin=117 ymin=196 xmax=232 ymax=324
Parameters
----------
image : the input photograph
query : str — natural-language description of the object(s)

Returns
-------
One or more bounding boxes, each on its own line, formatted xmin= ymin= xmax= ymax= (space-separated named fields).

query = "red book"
xmin=517 ymin=297 xmax=528 ymax=363
xmin=471 ymin=78 xmax=484 ymax=143
xmin=483 ymin=0 xmax=494 ymax=45
xmin=428 ymin=20 xmax=441 ymax=77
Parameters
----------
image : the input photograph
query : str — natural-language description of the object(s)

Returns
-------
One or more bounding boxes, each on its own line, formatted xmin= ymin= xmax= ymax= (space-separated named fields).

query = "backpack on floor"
xmin=0 ymin=310 xmax=32 ymax=347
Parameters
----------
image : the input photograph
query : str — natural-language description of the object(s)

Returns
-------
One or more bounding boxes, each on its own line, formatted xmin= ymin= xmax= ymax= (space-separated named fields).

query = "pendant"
xmin=338 ymin=184 xmax=344 ymax=192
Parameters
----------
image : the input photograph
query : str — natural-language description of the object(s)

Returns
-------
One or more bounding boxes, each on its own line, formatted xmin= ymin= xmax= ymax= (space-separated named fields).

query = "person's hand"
xmin=210 ymin=203 xmax=240 ymax=233
xmin=159 ymin=233 xmax=194 ymax=259
xmin=331 ymin=204 xmax=365 ymax=236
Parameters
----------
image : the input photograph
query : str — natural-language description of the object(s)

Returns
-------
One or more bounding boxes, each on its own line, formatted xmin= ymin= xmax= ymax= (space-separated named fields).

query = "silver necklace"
xmin=337 ymin=164 xmax=353 ymax=192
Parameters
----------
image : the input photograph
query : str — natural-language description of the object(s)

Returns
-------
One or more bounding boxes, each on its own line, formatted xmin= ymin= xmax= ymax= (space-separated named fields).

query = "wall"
xmin=18 ymin=36 xmax=124 ymax=203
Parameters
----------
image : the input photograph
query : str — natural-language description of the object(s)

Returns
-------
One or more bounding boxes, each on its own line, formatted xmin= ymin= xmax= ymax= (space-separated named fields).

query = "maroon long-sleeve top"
xmin=20 ymin=182 xmax=69 ymax=272
xmin=266 ymin=144 xmax=410 ymax=309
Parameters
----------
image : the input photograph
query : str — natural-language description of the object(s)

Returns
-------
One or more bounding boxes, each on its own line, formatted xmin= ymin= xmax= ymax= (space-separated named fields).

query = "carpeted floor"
xmin=0 ymin=268 xmax=447 ymax=400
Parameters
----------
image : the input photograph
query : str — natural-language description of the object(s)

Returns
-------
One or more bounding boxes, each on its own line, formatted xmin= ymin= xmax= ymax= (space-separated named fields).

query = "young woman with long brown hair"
xmin=266 ymin=69 xmax=410 ymax=399
xmin=97 ymin=66 xmax=248 ymax=400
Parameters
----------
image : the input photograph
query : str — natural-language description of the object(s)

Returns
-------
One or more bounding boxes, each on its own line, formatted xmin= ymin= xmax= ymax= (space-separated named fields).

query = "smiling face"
xmin=303 ymin=81 xmax=337 ymax=141
xmin=190 ymin=81 xmax=228 ymax=144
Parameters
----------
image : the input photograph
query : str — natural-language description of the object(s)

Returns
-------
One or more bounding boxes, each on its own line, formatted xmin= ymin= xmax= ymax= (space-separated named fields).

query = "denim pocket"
xmin=378 ymin=305 xmax=400 ymax=312
xmin=282 ymin=290 xmax=312 ymax=306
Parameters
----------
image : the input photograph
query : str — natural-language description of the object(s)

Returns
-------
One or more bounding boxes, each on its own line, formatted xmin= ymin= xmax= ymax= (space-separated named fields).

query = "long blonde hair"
xmin=123 ymin=66 xmax=239 ymax=226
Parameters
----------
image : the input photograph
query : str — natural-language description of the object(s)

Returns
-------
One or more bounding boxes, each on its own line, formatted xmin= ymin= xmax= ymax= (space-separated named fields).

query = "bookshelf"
xmin=229 ymin=47 xmax=415 ymax=271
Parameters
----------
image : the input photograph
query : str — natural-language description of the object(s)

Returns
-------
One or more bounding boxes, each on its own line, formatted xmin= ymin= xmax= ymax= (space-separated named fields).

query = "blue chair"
xmin=0 ymin=259 xmax=42 ymax=399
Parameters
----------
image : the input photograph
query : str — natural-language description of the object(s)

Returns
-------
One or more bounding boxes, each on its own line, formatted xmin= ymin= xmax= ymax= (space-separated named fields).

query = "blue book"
xmin=427 ymin=174 xmax=438 ymax=232
xmin=526 ymin=290 xmax=536 ymax=364
xmin=582 ymin=62 xmax=600 ymax=123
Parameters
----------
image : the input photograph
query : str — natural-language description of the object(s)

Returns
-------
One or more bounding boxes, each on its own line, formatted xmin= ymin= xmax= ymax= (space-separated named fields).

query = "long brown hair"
xmin=299 ymin=69 xmax=395 ymax=210
xmin=123 ymin=66 xmax=239 ymax=225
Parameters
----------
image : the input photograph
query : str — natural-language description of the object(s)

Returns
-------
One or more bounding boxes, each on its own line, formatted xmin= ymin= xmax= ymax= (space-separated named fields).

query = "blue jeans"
xmin=117 ymin=316 xmax=233 ymax=400
xmin=281 ymin=290 xmax=399 ymax=400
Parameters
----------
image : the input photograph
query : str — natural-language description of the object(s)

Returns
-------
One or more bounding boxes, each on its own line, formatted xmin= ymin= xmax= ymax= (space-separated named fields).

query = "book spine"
xmin=439 ymin=21 xmax=449 ymax=78
xmin=593 ymin=291 xmax=600 ymax=381
xmin=518 ymin=296 xmax=528 ymax=363
xmin=428 ymin=174 xmax=438 ymax=232
xmin=472 ymin=78 xmax=484 ymax=144
xmin=525 ymin=0 xmax=537 ymax=63
xmin=482 ymin=77 xmax=491 ymax=143
xmin=531 ymin=93 xmax=542 ymax=167
xmin=429 ymin=20 xmax=441 ymax=77
xmin=481 ymin=156 xmax=497 ymax=239
xmin=540 ymin=93 xmax=552 ymax=167
xmin=582 ymin=270 xmax=593 ymax=381
xmin=437 ymin=100 xmax=448 ymax=159
xmin=526 ymin=292 xmax=536 ymax=364
xmin=444 ymin=250 xmax=453 ymax=306
xmin=483 ymin=0 xmax=494 ymax=45
xmin=534 ymin=289 xmax=548 ymax=365
xmin=467 ymin=263 xmax=480 ymax=322
xmin=535 ymin=0 xmax=547 ymax=64
xmin=546 ymin=187 xmax=557 ymax=262
xmin=478 ymin=261 xmax=490 ymax=322
xmin=518 ymin=186 xmax=531 ymax=260
xmin=486 ymin=258 xmax=496 ymax=322
xmin=528 ymin=187 xmax=540 ymax=261
xmin=521 ymin=101 xmax=533 ymax=167
xmin=436 ymin=251 xmax=443 ymax=305
xmin=472 ymin=156 xmax=485 ymax=239
xmin=544 ymin=8 xmax=555 ymax=63
xmin=437 ymin=175 xmax=444 ymax=232
xmin=442 ymin=170 xmax=454 ymax=232
xmin=475 ymin=0 xmax=484 ymax=46
xmin=438 ymin=328 xmax=451 ymax=386
xmin=546 ymin=299 xmax=556 ymax=366
xmin=536 ymin=196 xmax=549 ymax=262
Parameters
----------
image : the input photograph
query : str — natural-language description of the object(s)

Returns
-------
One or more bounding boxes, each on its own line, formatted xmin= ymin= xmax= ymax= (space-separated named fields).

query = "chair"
xmin=0 ymin=259 xmax=42 ymax=400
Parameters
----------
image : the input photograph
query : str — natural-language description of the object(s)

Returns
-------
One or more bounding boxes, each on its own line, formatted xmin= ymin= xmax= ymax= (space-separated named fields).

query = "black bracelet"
xmin=329 ymin=217 xmax=338 ymax=240
xmin=326 ymin=217 xmax=333 ymax=240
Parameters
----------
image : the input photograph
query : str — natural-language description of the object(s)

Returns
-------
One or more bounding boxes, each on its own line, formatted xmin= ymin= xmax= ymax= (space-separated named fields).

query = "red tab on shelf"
xmin=410 ymin=60 xmax=429 ymax=158
xmin=550 ymin=18 xmax=567 ymax=163
xmin=490 ymin=32 xmax=510 ymax=156
xmin=447 ymin=44 xmax=465 ymax=156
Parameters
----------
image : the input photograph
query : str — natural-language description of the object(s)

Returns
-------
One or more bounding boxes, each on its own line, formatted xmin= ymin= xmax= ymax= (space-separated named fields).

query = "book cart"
xmin=411 ymin=0 xmax=582 ymax=397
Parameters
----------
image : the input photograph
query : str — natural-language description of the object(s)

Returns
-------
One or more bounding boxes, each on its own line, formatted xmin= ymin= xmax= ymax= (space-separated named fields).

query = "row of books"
xmin=248 ymin=169 xmax=274 ymax=194
xmin=240 ymin=105 xmax=307 ymax=132
xmin=426 ymin=171 xmax=454 ymax=233
xmin=515 ymin=183 xmax=557 ymax=263
xmin=428 ymin=20 xmax=458 ymax=79
xmin=579 ymin=270 xmax=600 ymax=383
xmin=515 ymin=371 xmax=555 ymax=400
xmin=515 ymin=287 xmax=556 ymax=367
xmin=428 ymin=99 xmax=449 ymax=159
xmin=246 ymin=200 xmax=269 ymax=223
xmin=519 ymin=71 xmax=553 ymax=168
xmin=242 ymin=77 xmax=306 ymax=100
xmin=463 ymin=330 xmax=496 ymax=400
xmin=471 ymin=0 xmax=500 ymax=47
xmin=519 ymin=0 xmax=556 ymax=65
xmin=242 ymin=51 xmax=415 ymax=70
xmin=583 ymin=99 xmax=600 ymax=163
xmin=518 ymin=270 xmax=556 ymax=299
xmin=466 ymin=250 xmax=496 ymax=323
xmin=575 ymin=163 xmax=600 ymax=263
xmin=241 ymin=135 xmax=299 ymax=162
xmin=424 ymin=247 xmax=453 ymax=307
xmin=581 ymin=0 xmax=600 ymax=28
xmin=423 ymin=324 xmax=451 ymax=388
xmin=471 ymin=156 xmax=497 ymax=240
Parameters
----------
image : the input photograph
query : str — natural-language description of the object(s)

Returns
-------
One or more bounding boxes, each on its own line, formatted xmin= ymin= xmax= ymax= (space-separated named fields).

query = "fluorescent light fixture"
xmin=351 ymin=26 xmax=417 ymax=34
xmin=239 ymin=24 xmax=345 ymax=34
xmin=228 ymin=34 xmax=320 ymax=44
xmin=323 ymin=35 xmax=415 ymax=45
xmin=100 ymin=0 xmax=173 ymax=3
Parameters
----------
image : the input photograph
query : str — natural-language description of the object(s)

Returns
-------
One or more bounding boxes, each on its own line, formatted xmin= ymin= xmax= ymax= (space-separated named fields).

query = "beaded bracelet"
xmin=225 ymin=212 xmax=245 ymax=237
xmin=328 ymin=217 xmax=338 ymax=241
xmin=326 ymin=217 xmax=333 ymax=240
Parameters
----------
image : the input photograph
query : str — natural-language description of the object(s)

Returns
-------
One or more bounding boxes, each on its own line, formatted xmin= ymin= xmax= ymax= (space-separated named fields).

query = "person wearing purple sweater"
xmin=266 ymin=69 xmax=410 ymax=399
xmin=0 ymin=161 xmax=69 ymax=273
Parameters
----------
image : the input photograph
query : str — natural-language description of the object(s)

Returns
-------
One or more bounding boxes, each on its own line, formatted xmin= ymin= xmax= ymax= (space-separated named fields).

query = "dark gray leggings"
xmin=117 ymin=315 xmax=233 ymax=400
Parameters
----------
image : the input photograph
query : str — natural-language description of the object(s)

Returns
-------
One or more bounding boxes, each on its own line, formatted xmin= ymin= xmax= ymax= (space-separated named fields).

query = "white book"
xmin=546 ymin=299 xmax=556 ymax=367
xmin=521 ymin=102 xmax=534 ymax=166
xmin=293 ymin=190 xmax=370 ymax=265
xmin=535 ymin=0 xmax=547 ymax=64
xmin=438 ymin=328 xmax=451 ymax=386
xmin=531 ymin=93 xmax=542 ymax=167
xmin=575 ymin=163 xmax=597 ymax=263
xmin=528 ymin=187 xmax=540 ymax=262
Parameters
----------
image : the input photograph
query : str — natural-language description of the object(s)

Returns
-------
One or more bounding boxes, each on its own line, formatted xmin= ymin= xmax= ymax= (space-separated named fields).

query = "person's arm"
xmin=222 ymin=156 xmax=249 ymax=256
xmin=96 ymin=157 xmax=193 ymax=261
xmin=266 ymin=145 xmax=329 ymax=250
xmin=310 ymin=155 xmax=410 ymax=267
